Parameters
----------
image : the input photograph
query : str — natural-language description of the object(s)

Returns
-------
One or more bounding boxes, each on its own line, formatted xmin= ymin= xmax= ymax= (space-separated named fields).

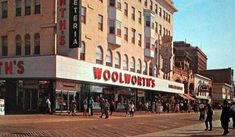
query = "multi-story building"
xmin=0 ymin=0 xmax=184 ymax=114
xmin=173 ymin=41 xmax=207 ymax=74
xmin=200 ymin=68 xmax=234 ymax=105
xmin=172 ymin=43 xmax=194 ymax=94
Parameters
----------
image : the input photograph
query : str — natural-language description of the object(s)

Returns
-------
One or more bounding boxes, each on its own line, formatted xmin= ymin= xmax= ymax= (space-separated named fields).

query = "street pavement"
xmin=0 ymin=110 xmax=234 ymax=137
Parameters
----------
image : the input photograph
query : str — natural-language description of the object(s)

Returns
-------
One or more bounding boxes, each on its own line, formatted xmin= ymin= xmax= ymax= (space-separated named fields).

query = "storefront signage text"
xmin=94 ymin=67 xmax=155 ymax=88
xmin=0 ymin=60 xmax=24 ymax=75
xmin=58 ymin=0 xmax=80 ymax=48
xmin=69 ymin=0 xmax=80 ymax=48
xmin=168 ymin=84 xmax=183 ymax=90
xmin=58 ymin=0 xmax=67 ymax=46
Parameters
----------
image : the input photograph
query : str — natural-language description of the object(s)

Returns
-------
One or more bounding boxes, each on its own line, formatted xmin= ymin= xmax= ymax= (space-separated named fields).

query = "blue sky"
xmin=173 ymin=0 xmax=235 ymax=71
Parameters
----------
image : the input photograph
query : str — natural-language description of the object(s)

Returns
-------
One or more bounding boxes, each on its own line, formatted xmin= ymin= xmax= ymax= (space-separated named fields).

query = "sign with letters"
xmin=57 ymin=0 xmax=81 ymax=55
xmin=69 ymin=0 xmax=81 ymax=48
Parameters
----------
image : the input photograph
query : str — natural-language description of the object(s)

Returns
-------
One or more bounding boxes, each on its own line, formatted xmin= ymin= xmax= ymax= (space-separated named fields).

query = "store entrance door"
xmin=18 ymin=89 xmax=38 ymax=112
xmin=55 ymin=91 xmax=77 ymax=112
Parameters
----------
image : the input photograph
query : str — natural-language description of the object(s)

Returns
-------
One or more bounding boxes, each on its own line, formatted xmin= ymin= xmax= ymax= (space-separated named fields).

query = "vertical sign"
xmin=57 ymin=0 xmax=69 ymax=55
xmin=69 ymin=0 xmax=81 ymax=48
xmin=57 ymin=0 xmax=80 ymax=56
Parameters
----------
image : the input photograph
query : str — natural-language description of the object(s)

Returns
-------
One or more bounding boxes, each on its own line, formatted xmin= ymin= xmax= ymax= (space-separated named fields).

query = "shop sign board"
xmin=0 ymin=55 xmax=184 ymax=94
xmin=0 ymin=99 xmax=5 ymax=115
xmin=0 ymin=56 xmax=56 ymax=78
xmin=56 ymin=56 xmax=184 ymax=94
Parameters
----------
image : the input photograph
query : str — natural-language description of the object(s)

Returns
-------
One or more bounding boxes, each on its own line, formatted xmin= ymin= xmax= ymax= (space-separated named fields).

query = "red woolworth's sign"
xmin=93 ymin=67 xmax=155 ymax=88
xmin=0 ymin=60 xmax=24 ymax=75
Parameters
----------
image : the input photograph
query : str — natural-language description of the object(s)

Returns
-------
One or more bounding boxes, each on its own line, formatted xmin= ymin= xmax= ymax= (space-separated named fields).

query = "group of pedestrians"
xmin=124 ymin=100 xmax=136 ymax=117
xmin=200 ymin=100 xmax=235 ymax=136
xmin=83 ymin=97 xmax=94 ymax=116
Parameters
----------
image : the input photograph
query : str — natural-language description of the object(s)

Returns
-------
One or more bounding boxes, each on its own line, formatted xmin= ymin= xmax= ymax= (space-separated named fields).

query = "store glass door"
xmin=55 ymin=91 xmax=76 ymax=112
xmin=18 ymin=89 xmax=38 ymax=112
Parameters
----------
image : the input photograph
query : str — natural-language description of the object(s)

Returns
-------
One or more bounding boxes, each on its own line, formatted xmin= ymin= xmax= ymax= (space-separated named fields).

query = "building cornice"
xmin=162 ymin=0 xmax=177 ymax=12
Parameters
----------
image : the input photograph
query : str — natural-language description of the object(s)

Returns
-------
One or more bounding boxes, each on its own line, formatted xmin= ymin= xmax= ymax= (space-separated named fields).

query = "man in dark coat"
xmin=99 ymin=98 xmax=105 ymax=118
xmin=220 ymin=100 xmax=230 ymax=135
xmin=205 ymin=104 xmax=213 ymax=131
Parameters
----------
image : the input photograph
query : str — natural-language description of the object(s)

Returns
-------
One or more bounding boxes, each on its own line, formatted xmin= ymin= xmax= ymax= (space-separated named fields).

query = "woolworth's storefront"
xmin=0 ymin=55 xmax=184 ymax=114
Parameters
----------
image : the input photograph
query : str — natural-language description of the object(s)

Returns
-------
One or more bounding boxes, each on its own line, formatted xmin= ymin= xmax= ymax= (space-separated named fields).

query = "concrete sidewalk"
xmin=133 ymin=120 xmax=235 ymax=137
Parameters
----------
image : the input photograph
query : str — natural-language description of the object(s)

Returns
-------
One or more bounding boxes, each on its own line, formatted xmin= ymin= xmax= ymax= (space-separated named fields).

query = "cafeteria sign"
xmin=69 ymin=0 xmax=81 ymax=48
xmin=57 ymin=0 xmax=81 ymax=51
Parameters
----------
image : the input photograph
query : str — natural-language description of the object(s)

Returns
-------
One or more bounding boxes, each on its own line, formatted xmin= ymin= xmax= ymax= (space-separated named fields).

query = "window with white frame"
xmin=143 ymin=61 xmax=147 ymax=75
xmin=80 ymin=41 xmax=85 ymax=60
xmin=124 ymin=2 xmax=128 ymax=16
xmin=138 ymin=33 xmax=141 ymax=47
xmin=115 ymin=52 xmax=121 ymax=68
xmin=137 ymin=59 xmax=141 ymax=73
xmin=130 ymin=57 xmax=135 ymax=72
xmin=106 ymin=49 xmax=112 ymax=66
xmin=96 ymin=46 xmax=103 ymax=64
xmin=123 ymin=54 xmax=128 ymax=70
xmin=124 ymin=27 xmax=128 ymax=41
xmin=138 ymin=11 xmax=142 ymax=24
xmin=131 ymin=7 xmax=135 ymax=20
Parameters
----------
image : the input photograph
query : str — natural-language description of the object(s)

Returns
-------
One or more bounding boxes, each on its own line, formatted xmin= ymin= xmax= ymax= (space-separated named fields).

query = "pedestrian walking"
xmin=199 ymin=103 xmax=205 ymax=120
xmin=99 ymin=98 xmax=105 ymax=118
xmin=230 ymin=102 xmax=235 ymax=128
xmin=220 ymin=100 xmax=230 ymax=135
xmin=151 ymin=101 xmax=156 ymax=113
xmin=104 ymin=99 xmax=110 ymax=119
xmin=83 ymin=97 xmax=88 ymax=116
xmin=70 ymin=100 xmax=77 ymax=115
xmin=110 ymin=100 xmax=115 ymax=116
xmin=46 ymin=97 xmax=51 ymax=114
xmin=156 ymin=100 xmax=161 ymax=115
xmin=205 ymin=104 xmax=213 ymax=131
xmin=125 ymin=100 xmax=130 ymax=117
xmin=129 ymin=101 xmax=135 ymax=117
xmin=175 ymin=102 xmax=180 ymax=112
xmin=88 ymin=97 xmax=94 ymax=116
xmin=145 ymin=101 xmax=149 ymax=112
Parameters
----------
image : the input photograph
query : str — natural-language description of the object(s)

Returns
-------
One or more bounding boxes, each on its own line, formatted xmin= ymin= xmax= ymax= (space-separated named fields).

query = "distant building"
xmin=200 ymin=68 xmax=234 ymax=104
xmin=200 ymin=68 xmax=234 ymax=85
xmin=173 ymin=41 xmax=207 ymax=74
xmin=212 ymin=83 xmax=232 ymax=106
xmin=173 ymin=41 xmax=208 ymax=101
